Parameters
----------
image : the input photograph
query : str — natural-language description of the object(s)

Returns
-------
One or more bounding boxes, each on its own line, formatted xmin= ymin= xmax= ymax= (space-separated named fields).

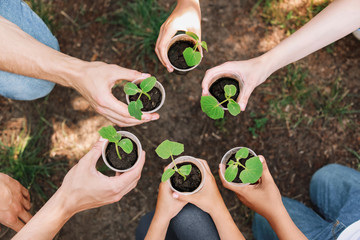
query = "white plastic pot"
xmin=101 ymin=131 xmax=142 ymax=172
xmin=166 ymin=156 xmax=206 ymax=195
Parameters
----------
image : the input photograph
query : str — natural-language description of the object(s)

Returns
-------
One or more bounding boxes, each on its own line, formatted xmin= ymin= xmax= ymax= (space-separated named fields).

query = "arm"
xmin=0 ymin=16 xmax=159 ymax=126
xmin=155 ymin=0 xmax=201 ymax=72
xmin=13 ymin=139 xmax=146 ymax=240
xmin=0 ymin=173 xmax=32 ymax=232
xmin=175 ymin=160 xmax=245 ymax=240
xmin=202 ymin=0 xmax=360 ymax=110
xmin=220 ymin=156 xmax=307 ymax=240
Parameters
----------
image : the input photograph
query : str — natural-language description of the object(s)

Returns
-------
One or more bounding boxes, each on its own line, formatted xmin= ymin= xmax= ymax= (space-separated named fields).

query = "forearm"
xmin=13 ymin=190 xmax=73 ymax=240
xmin=267 ymin=205 xmax=307 ymax=240
xmin=261 ymin=0 xmax=360 ymax=76
xmin=144 ymin=212 xmax=170 ymax=240
xmin=209 ymin=202 xmax=245 ymax=240
xmin=0 ymin=16 xmax=85 ymax=87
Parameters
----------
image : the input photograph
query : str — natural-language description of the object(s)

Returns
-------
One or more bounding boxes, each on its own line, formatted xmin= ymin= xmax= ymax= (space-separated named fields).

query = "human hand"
xmin=58 ymin=138 xmax=145 ymax=216
xmin=70 ymin=61 xmax=159 ymax=126
xmin=201 ymin=57 xmax=271 ymax=111
xmin=220 ymin=155 xmax=283 ymax=220
xmin=154 ymin=181 xmax=187 ymax=221
xmin=156 ymin=0 xmax=201 ymax=72
xmin=0 ymin=173 xmax=32 ymax=232
xmin=173 ymin=159 xmax=225 ymax=215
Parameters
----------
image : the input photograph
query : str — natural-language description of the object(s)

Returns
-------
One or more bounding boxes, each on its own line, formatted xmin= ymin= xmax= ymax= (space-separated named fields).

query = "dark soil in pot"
xmin=170 ymin=162 xmax=202 ymax=192
xmin=104 ymin=138 xmax=138 ymax=170
xmin=209 ymin=78 xmax=240 ymax=108
xmin=128 ymin=85 xmax=162 ymax=111
xmin=168 ymin=40 xmax=198 ymax=70
xmin=225 ymin=152 xmax=255 ymax=183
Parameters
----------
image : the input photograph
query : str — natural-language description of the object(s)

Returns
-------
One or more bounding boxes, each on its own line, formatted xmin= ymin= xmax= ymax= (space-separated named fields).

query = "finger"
xmin=82 ymin=139 xmax=106 ymax=167
xmin=6 ymin=218 xmax=25 ymax=232
xmin=110 ymin=67 xmax=147 ymax=82
xmin=201 ymin=67 xmax=220 ymax=95
xmin=155 ymin=28 xmax=167 ymax=67
xmin=197 ymin=159 xmax=211 ymax=174
xmin=112 ymin=151 xmax=146 ymax=188
xmin=21 ymin=197 xmax=31 ymax=211
xmin=158 ymin=31 xmax=175 ymax=72
xmin=18 ymin=210 xmax=32 ymax=223
xmin=21 ymin=187 xmax=30 ymax=201
xmin=238 ymin=83 xmax=256 ymax=112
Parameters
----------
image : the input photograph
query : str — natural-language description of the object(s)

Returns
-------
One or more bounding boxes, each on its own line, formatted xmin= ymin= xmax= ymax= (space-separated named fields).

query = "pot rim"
xmin=101 ymin=131 xmax=142 ymax=172
xmin=220 ymin=146 xmax=258 ymax=186
xmin=167 ymin=33 xmax=202 ymax=72
xmin=166 ymin=156 xmax=206 ymax=195
xmin=125 ymin=77 xmax=166 ymax=114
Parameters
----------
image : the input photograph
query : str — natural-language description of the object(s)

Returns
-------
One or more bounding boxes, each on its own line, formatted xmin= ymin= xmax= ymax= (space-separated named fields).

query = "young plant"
xmin=201 ymin=84 xmax=241 ymax=119
xmin=155 ymin=140 xmax=192 ymax=182
xmin=99 ymin=125 xmax=133 ymax=160
xmin=124 ymin=76 xmax=157 ymax=120
xmin=225 ymin=148 xmax=263 ymax=184
xmin=182 ymin=31 xmax=208 ymax=67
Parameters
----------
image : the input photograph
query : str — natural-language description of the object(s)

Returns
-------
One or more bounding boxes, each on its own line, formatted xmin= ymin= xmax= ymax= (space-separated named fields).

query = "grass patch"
xmin=26 ymin=0 xmax=56 ymax=32
xmin=0 ymin=119 xmax=66 ymax=201
xmin=254 ymin=0 xmax=331 ymax=35
xmin=248 ymin=112 xmax=268 ymax=138
xmin=265 ymin=64 xmax=358 ymax=129
xmin=97 ymin=0 xmax=173 ymax=71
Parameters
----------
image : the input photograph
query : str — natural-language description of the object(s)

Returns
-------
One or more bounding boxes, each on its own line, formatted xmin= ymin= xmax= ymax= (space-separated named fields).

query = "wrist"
xmin=53 ymin=187 xmax=77 ymax=219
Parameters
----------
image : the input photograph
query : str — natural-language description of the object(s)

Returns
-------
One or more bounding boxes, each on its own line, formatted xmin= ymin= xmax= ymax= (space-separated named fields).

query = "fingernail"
xmin=173 ymin=192 xmax=179 ymax=199
xmin=218 ymin=164 xmax=221 ymax=169
xmin=99 ymin=136 xmax=106 ymax=142
xmin=202 ymin=89 xmax=208 ymax=95
xmin=240 ymin=103 xmax=246 ymax=111
xmin=141 ymin=73 xmax=150 ymax=78
xmin=260 ymin=157 xmax=264 ymax=163
xmin=152 ymin=115 xmax=159 ymax=120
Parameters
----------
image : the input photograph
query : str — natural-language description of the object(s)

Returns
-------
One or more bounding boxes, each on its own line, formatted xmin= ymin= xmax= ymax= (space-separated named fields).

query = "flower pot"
xmin=220 ymin=146 xmax=260 ymax=186
xmin=166 ymin=156 xmax=206 ymax=195
xmin=207 ymin=72 xmax=243 ymax=110
xmin=101 ymin=131 xmax=142 ymax=172
xmin=125 ymin=78 xmax=166 ymax=113
xmin=167 ymin=33 xmax=202 ymax=74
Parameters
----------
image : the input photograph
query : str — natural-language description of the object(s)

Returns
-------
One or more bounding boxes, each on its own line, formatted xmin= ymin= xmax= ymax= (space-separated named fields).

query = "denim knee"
xmin=310 ymin=164 xmax=345 ymax=191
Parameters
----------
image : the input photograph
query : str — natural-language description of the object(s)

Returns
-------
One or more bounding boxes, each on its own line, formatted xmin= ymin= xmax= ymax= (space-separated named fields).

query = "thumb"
xmin=114 ymin=67 xmax=150 ymax=82
xmin=86 ymin=137 xmax=107 ymax=167
xmin=238 ymin=84 xmax=255 ymax=111
xmin=172 ymin=191 xmax=190 ymax=203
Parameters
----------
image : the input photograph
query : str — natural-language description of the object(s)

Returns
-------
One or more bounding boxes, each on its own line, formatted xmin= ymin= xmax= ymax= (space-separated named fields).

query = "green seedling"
xmin=201 ymin=84 xmax=241 ymax=119
xmin=124 ymin=76 xmax=157 ymax=120
xmin=99 ymin=125 xmax=133 ymax=160
xmin=155 ymin=140 xmax=192 ymax=182
xmin=183 ymin=31 xmax=208 ymax=67
xmin=225 ymin=148 xmax=263 ymax=184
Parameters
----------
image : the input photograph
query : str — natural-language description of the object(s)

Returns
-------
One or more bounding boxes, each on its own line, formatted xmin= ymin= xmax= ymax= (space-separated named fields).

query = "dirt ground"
xmin=1 ymin=0 xmax=359 ymax=239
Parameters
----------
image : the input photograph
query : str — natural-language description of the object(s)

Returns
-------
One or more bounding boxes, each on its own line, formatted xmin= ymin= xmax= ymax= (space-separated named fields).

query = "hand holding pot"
xmin=0 ymin=173 xmax=32 ymax=232
xmin=220 ymin=155 xmax=283 ymax=220
xmin=156 ymin=0 xmax=201 ymax=72
xmin=70 ymin=61 xmax=159 ymax=126
xmin=201 ymin=58 xmax=270 ymax=112
xmin=58 ymin=138 xmax=146 ymax=215
xmin=173 ymin=159 xmax=223 ymax=215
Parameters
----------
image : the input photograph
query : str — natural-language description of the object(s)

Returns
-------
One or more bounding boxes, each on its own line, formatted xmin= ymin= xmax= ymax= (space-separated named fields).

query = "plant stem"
xmin=236 ymin=161 xmax=246 ymax=170
xmin=171 ymin=154 xmax=187 ymax=181
xmin=216 ymin=98 xmax=229 ymax=107
xmin=115 ymin=142 xmax=122 ymax=160
xmin=137 ymin=91 xmax=151 ymax=101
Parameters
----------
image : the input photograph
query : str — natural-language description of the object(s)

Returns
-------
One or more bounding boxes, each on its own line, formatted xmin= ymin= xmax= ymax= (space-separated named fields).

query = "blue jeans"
xmin=0 ymin=0 xmax=59 ymax=100
xmin=136 ymin=204 xmax=220 ymax=240
xmin=253 ymin=164 xmax=360 ymax=240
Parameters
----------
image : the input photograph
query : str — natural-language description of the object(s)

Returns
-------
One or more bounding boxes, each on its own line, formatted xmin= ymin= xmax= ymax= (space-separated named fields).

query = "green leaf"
xmin=200 ymin=96 xmax=224 ymax=119
xmin=155 ymin=140 xmax=184 ymax=159
xmin=225 ymin=164 xmax=239 ymax=182
xmin=240 ymin=156 xmax=263 ymax=184
xmin=178 ymin=164 xmax=192 ymax=176
xmin=201 ymin=41 xmax=208 ymax=52
xmin=185 ymin=31 xmax=199 ymax=41
xmin=140 ymin=76 xmax=156 ymax=93
xmin=98 ymin=125 xmax=121 ymax=143
xmin=161 ymin=168 xmax=176 ymax=182
xmin=235 ymin=148 xmax=249 ymax=160
xmin=124 ymin=82 xmax=140 ymax=95
xmin=227 ymin=160 xmax=235 ymax=165
xmin=227 ymin=100 xmax=241 ymax=116
xmin=224 ymin=84 xmax=237 ymax=98
xmin=183 ymin=47 xmax=202 ymax=67
xmin=128 ymin=99 xmax=143 ymax=120
xmin=118 ymin=138 xmax=133 ymax=154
